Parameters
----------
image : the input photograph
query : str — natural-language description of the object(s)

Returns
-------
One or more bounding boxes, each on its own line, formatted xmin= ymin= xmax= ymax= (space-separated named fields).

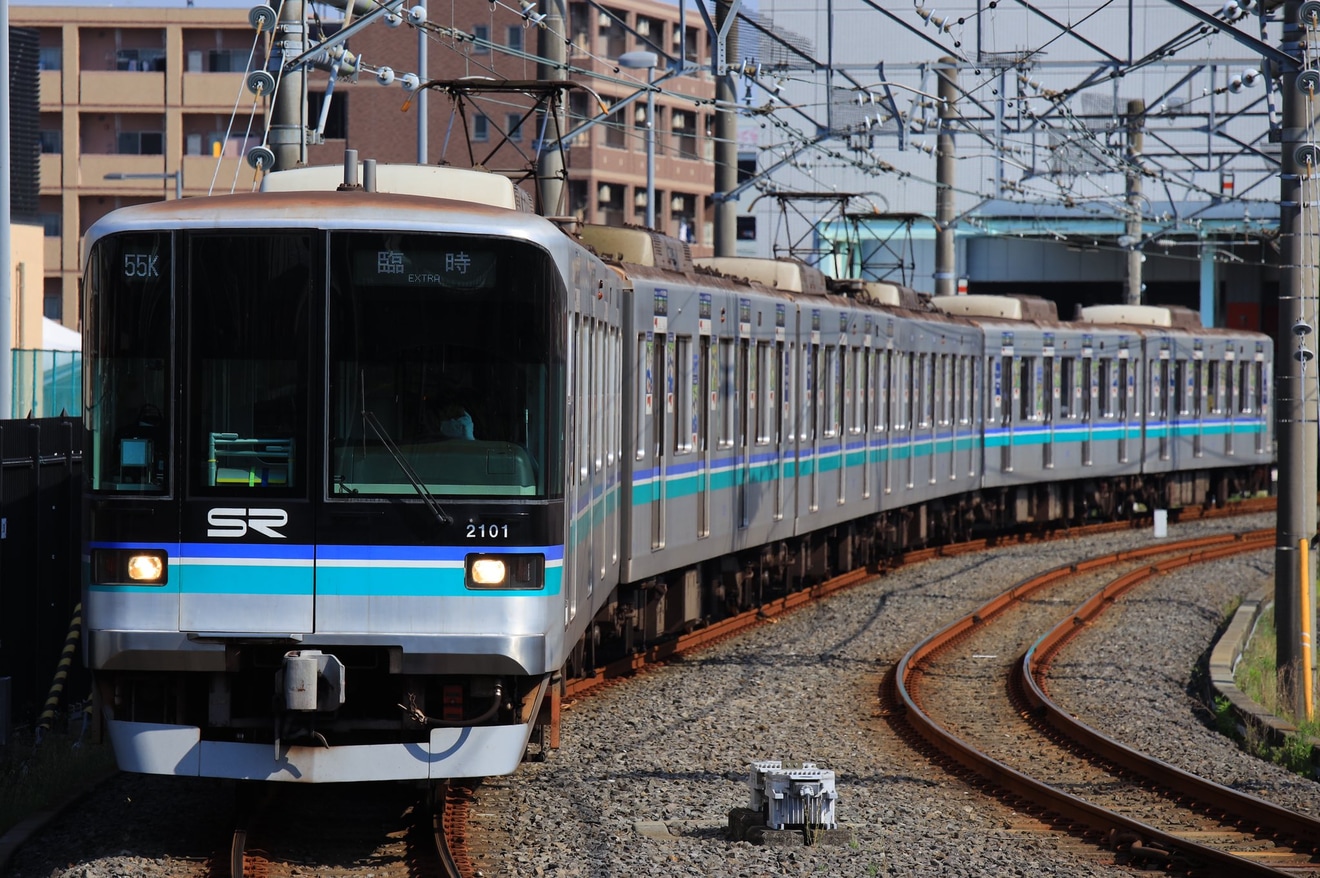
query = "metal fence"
xmin=11 ymin=349 xmax=82 ymax=420
xmin=0 ymin=418 xmax=85 ymax=735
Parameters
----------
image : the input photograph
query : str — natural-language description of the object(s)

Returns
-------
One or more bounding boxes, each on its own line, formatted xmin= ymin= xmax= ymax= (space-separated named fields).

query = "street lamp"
xmin=103 ymin=170 xmax=183 ymax=200
xmin=618 ymin=51 xmax=658 ymax=229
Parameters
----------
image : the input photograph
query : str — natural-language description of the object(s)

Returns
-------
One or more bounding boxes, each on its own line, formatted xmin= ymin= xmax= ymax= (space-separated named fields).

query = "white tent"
xmin=41 ymin=317 xmax=81 ymax=351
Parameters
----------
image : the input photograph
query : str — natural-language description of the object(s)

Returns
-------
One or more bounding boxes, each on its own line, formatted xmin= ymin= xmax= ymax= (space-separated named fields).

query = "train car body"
xmin=81 ymin=166 xmax=622 ymax=782
xmin=80 ymin=161 xmax=1275 ymax=785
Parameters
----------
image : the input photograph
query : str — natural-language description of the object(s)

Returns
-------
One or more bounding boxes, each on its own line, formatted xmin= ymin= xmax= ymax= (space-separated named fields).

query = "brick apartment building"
xmin=12 ymin=0 xmax=717 ymax=333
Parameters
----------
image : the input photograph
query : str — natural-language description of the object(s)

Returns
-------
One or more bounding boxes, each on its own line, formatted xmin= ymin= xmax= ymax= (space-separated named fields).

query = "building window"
xmin=507 ymin=25 xmax=524 ymax=52
xmin=44 ymin=280 xmax=63 ymax=321
xmin=309 ymin=91 xmax=349 ymax=139
xmin=38 ymin=46 xmax=61 ymax=71
xmin=738 ymin=153 xmax=757 ymax=184
xmin=672 ymin=110 xmax=697 ymax=160
xmin=40 ymin=130 xmax=61 ymax=154
xmin=506 ymin=113 xmax=523 ymax=142
xmin=207 ymin=49 xmax=252 ymax=73
xmin=116 ymin=48 xmax=166 ymax=72
xmin=473 ymin=114 xmax=489 ymax=142
xmin=40 ymin=212 xmax=61 ymax=237
xmin=117 ymin=131 xmax=164 ymax=155
xmin=737 ymin=216 xmax=757 ymax=240
xmin=604 ymin=100 xmax=627 ymax=148
xmin=473 ymin=24 xmax=490 ymax=53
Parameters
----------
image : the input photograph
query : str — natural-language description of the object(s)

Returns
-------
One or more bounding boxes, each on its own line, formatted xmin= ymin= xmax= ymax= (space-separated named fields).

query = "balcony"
xmin=39 ymin=70 xmax=62 ymax=107
xmin=39 ymin=153 xmax=63 ymax=192
xmin=80 ymin=71 xmax=164 ymax=107
xmin=182 ymin=72 xmax=249 ymax=111
xmin=82 ymin=153 xmax=174 ymax=190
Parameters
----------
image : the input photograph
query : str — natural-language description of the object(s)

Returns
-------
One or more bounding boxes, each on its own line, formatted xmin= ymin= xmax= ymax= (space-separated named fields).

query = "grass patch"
xmin=0 ymin=722 xmax=116 ymax=838
xmin=1231 ymin=606 xmax=1320 ymax=774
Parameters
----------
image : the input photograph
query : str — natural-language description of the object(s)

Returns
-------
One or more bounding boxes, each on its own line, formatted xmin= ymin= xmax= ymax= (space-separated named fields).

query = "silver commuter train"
xmin=80 ymin=161 xmax=1273 ymax=784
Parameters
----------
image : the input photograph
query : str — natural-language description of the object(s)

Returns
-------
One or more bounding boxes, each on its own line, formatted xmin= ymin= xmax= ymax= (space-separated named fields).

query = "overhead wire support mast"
xmin=1277 ymin=0 xmax=1319 ymax=719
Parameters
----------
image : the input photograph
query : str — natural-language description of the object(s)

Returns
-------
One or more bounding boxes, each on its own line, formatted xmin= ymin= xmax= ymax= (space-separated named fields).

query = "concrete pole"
xmin=1124 ymin=99 xmax=1145 ymax=306
xmin=270 ymin=0 xmax=306 ymax=171
xmin=1 ymin=0 xmax=12 ymax=420
xmin=537 ymin=0 xmax=567 ymax=217
xmin=934 ymin=57 xmax=957 ymax=297
xmin=1276 ymin=0 xmax=1317 ymax=719
xmin=713 ymin=1 xmax=738 ymax=256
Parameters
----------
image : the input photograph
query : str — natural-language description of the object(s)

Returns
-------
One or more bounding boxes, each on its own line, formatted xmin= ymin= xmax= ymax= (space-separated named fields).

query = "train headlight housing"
xmin=92 ymin=548 xmax=168 ymax=585
xmin=465 ymin=553 xmax=544 ymax=590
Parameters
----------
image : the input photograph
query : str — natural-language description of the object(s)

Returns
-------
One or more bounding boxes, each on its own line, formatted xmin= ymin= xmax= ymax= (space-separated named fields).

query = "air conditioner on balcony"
xmin=634 ymin=190 xmax=648 ymax=208
xmin=636 ymin=18 xmax=650 ymax=36
xmin=671 ymin=195 xmax=686 ymax=211
xmin=672 ymin=112 xmax=687 ymax=128
xmin=598 ymin=184 xmax=612 ymax=202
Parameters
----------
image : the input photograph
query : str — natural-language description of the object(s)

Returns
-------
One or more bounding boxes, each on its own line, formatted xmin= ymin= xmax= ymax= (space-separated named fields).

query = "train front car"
xmin=81 ymin=166 xmax=614 ymax=782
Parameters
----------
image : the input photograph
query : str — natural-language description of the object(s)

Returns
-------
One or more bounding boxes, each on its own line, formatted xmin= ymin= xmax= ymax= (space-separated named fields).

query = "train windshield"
xmin=327 ymin=232 xmax=564 ymax=500
xmin=84 ymin=232 xmax=173 ymax=493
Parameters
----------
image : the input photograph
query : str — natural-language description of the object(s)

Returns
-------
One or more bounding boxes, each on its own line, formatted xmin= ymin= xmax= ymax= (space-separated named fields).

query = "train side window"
xmin=755 ymin=341 xmax=772 ymax=445
xmin=1081 ymin=357 xmax=1093 ymax=421
xmin=850 ymin=347 xmax=864 ymax=435
xmin=739 ymin=338 xmax=752 ymax=446
xmin=636 ymin=334 xmax=649 ymax=459
xmin=821 ymin=345 xmax=837 ymax=438
xmin=1254 ymin=360 xmax=1265 ymax=413
xmin=1193 ymin=359 xmax=1203 ymax=419
xmin=1238 ymin=361 xmax=1252 ymax=413
xmin=718 ymin=338 xmax=735 ymax=449
xmin=1208 ymin=361 xmax=1221 ymax=414
xmin=876 ymin=348 xmax=887 ymax=430
xmin=1060 ymin=357 xmax=1075 ymax=419
xmin=1098 ymin=359 xmax=1108 ymax=422
xmin=773 ymin=341 xmax=785 ymax=444
xmin=1018 ymin=357 xmax=1034 ymax=421
xmin=1117 ymin=358 xmax=1129 ymax=419
xmin=653 ymin=332 xmax=667 ymax=461
xmin=578 ymin=317 xmax=590 ymax=481
xmin=674 ymin=335 xmax=693 ymax=454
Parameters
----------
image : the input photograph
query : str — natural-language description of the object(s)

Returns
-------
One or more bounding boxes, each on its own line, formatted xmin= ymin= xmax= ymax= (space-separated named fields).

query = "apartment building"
xmin=12 ymin=0 xmax=718 ymax=336
xmin=13 ymin=5 xmax=261 ymax=329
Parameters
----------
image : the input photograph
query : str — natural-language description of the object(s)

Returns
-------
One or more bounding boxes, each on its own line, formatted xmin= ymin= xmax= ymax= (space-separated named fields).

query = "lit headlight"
xmin=92 ymin=548 xmax=168 ymax=586
xmin=465 ymin=554 xmax=544 ymax=590
xmin=128 ymin=554 xmax=165 ymax=582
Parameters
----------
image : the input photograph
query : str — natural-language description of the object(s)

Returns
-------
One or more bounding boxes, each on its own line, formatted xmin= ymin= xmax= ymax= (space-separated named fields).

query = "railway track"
xmin=893 ymin=527 xmax=1320 ymax=876
xmin=199 ymin=499 xmax=1278 ymax=878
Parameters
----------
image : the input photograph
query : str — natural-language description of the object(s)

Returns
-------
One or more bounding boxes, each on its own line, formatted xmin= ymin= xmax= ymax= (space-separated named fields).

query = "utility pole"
xmin=270 ymin=0 xmax=306 ymax=171
xmin=934 ymin=57 xmax=957 ymax=297
xmin=713 ymin=1 xmax=739 ymax=256
xmin=537 ymin=0 xmax=568 ymax=217
xmin=1124 ymin=99 xmax=1146 ymax=306
xmin=1277 ymin=0 xmax=1317 ymax=720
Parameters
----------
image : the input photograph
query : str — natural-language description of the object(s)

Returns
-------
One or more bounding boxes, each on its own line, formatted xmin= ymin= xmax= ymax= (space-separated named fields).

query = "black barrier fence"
xmin=0 ymin=418 xmax=85 ymax=735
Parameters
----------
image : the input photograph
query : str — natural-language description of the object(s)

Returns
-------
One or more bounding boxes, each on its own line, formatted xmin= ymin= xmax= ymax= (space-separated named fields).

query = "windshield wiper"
xmin=361 ymin=410 xmax=454 ymax=527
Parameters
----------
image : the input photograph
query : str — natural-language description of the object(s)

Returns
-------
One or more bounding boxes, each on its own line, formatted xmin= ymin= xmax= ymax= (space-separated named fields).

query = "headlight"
xmin=92 ymin=548 xmax=168 ymax=586
xmin=465 ymin=553 xmax=544 ymax=590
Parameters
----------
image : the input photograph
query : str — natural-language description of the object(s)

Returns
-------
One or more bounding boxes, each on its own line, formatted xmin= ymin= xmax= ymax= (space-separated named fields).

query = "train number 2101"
xmin=467 ymin=523 xmax=510 ymax=539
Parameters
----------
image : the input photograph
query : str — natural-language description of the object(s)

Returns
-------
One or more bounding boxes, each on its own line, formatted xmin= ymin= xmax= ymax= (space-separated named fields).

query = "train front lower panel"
xmin=79 ymin=196 xmax=619 ymax=781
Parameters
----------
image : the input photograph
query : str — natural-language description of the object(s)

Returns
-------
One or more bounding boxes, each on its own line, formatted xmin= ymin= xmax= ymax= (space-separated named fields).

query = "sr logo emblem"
xmin=207 ymin=507 xmax=289 ymax=539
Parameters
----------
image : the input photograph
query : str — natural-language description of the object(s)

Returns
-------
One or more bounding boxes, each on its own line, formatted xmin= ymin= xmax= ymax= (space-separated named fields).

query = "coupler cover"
xmin=279 ymin=650 xmax=346 ymax=712
xmin=747 ymin=760 xmax=838 ymax=830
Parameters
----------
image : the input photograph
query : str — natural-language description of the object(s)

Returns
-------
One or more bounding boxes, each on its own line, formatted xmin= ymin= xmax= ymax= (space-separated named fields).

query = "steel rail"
xmin=896 ymin=528 xmax=1304 ymax=876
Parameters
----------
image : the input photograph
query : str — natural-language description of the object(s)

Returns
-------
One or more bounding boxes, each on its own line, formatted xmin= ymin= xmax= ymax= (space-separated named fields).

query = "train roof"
xmin=694 ymin=256 xmax=830 ymax=295
xmin=1078 ymin=304 xmax=1203 ymax=329
xmin=929 ymin=294 xmax=1059 ymax=322
xmin=577 ymin=225 xmax=693 ymax=273
xmin=82 ymin=187 xmax=567 ymax=261
xmin=260 ymin=162 xmax=534 ymax=212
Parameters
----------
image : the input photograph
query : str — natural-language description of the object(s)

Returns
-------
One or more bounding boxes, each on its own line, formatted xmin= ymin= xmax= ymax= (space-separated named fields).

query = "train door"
xmin=1252 ymin=353 xmax=1266 ymax=455
xmin=698 ymin=331 xmax=712 ymax=539
xmin=651 ymin=329 xmax=668 ymax=549
xmin=882 ymin=348 xmax=893 ymax=494
xmin=181 ymin=231 xmax=314 ymax=635
xmin=739 ymin=335 xmax=752 ymax=525
xmin=1192 ymin=346 xmax=1205 ymax=459
xmin=862 ymin=345 xmax=873 ymax=500
xmin=1002 ymin=352 xmax=1015 ymax=474
xmin=802 ymin=336 xmax=813 ymax=514
xmin=1080 ymin=350 xmax=1093 ymax=466
xmin=835 ymin=343 xmax=847 ymax=505
xmin=1219 ymin=351 xmax=1230 ymax=454
xmin=1157 ymin=347 xmax=1171 ymax=462
xmin=1117 ymin=351 xmax=1129 ymax=463
xmin=774 ymin=338 xmax=786 ymax=519
xmin=1043 ymin=345 xmax=1056 ymax=470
